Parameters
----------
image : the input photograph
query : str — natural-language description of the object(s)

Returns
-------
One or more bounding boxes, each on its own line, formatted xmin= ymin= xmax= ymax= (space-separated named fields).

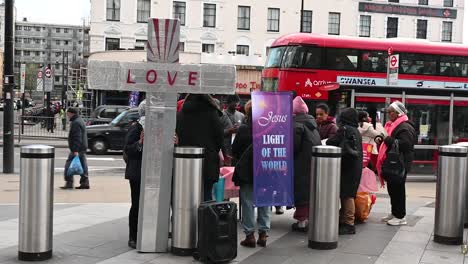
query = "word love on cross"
xmin=88 ymin=18 xmax=236 ymax=253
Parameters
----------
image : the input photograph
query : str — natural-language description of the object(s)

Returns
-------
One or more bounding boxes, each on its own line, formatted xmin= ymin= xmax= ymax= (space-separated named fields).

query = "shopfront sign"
xmin=359 ymin=2 xmax=457 ymax=19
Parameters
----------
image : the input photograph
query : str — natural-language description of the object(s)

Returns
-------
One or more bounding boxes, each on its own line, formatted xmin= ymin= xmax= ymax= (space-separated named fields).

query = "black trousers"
xmin=387 ymin=177 xmax=406 ymax=219
xmin=129 ymin=179 xmax=141 ymax=242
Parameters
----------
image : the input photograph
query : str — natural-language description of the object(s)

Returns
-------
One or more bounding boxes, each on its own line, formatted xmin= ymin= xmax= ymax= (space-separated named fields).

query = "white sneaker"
xmin=381 ymin=214 xmax=394 ymax=222
xmin=387 ymin=217 xmax=407 ymax=226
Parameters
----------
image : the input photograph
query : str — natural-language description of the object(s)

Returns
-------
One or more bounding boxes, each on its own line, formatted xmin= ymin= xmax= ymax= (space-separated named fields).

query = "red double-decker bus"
xmin=262 ymin=33 xmax=468 ymax=179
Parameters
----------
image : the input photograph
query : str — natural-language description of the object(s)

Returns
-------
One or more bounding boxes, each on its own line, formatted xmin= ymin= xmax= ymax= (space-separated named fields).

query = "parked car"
xmin=86 ymin=105 xmax=131 ymax=126
xmin=87 ymin=109 xmax=140 ymax=154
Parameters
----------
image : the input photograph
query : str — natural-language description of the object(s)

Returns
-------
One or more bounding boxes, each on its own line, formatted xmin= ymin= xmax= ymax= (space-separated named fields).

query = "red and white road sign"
xmin=387 ymin=47 xmax=394 ymax=56
xmin=45 ymin=68 xmax=52 ymax=78
xmin=390 ymin=55 xmax=398 ymax=67
xmin=37 ymin=71 xmax=43 ymax=79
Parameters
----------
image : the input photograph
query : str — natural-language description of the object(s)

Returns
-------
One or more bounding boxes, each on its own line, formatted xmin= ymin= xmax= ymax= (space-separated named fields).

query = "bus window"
xmin=440 ymin=56 xmax=468 ymax=77
xmin=326 ymin=48 xmax=358 ymax=71
xmin=281 ymin=46 xmax=321 ymax=69
xmin=400 ymin=53 xmax=438 ymax=75
xmin=359 ymin=51 xmax=387 ymax=72
xmin=265 ymin=46 xmax=286 ymax=68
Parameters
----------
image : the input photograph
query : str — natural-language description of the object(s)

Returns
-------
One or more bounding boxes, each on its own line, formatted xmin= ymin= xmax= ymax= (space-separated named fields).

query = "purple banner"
xmin=252 ymin=92 xmax=294 ymax=207
xmin=129 ymin=91 xmax=140 ymax=107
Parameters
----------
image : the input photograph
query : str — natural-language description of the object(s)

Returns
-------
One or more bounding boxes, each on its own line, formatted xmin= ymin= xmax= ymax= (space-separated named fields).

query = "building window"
xmin=135 ymin=39 xmax=146 ymax=50
xmin=137 ymin=0 xmax=151 ymax=23
xmin=56 ymin=40 xmax=60 ymax=45
xmin=15 ymin=50 xmax=21 ymax=56
xmin=55 ymin=76 xmax=60 ymax=82
xmin=24 ymin=26 xmax=32 ymax=31
xmin=35 ymin=51 xmax=40 ymax=56
xmin=442 ymin=21 xmax=453 ymax=42
xmin=359 ymin=15 xmax=371 ymax=37
xmin=267 ymin=8 xmax=280 ymax=32
xmin=301 ymin=10 xmax=312 ymax=33
xmin=173 ymin=2 xmax=186 ymax=26
xmin=106 ymin=0 xmax=120 ymax=21
xmin=35 ymin=27 xmax=40 ymax=32
xmin=328 ymin=12 xmax=340 ymax=35
xmin=15 ymin=25 xmax=22 ymax=30
xmin=64 ymin=28 xmax=69 ymax=33
xmin=56 ymin=28 xmax=60 ymax=33
xmin=105 ymin=38 xmax=120 ymax=50
xmin=55 ymin=52 xmax=61 ymax=57
xmin=23 ymin=38 xmax=31 ymax=44
xmin=202 ymin=43 xmax=214 ymax=53
xmin=24 ymin=51 xmax=30 ymax=56
xmin=417 ymin=19 xmax=427 ymax=39
xmin=444 ymin=0 xmax=453 ymax=7
xmin=179 ymin=42 xmax=185 ymax=52
xmin=203 ymin=4 xmax=216 ymax=27
xmin=236 ymin=45 xmax=249 ymax=55
xmin=387 ymin=17 xmax=398 ymax=38
xmin=34 ymin=39 xmax=41 ymax=44
xmin=79 ymin=41 xmax=82 ymax=44
xmin=418 ymin=0 xmax=428 ymax=4
xmin=237 ymin=6 xmax=250 ymax=30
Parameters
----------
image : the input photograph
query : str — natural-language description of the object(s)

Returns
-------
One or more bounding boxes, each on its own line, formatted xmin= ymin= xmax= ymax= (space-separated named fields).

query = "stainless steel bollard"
xmin=434 ymin=145 xmax=467 ymax=245
xmin=19 ymin=145 xmax=55 ymax=261
xmin=455 ymin=142 xmax=468 ymax=228
xmin=171 ymin=147 xmax=204 ymax=256
xmin=308 ymin=146 xmax=341 ymax=250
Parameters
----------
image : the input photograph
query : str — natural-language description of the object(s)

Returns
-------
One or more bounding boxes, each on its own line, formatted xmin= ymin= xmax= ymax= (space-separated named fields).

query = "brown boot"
xmin=257 ymin=232 xmax=268 ymax=247
xmin=240 ymin=233 xmax=256 ymax=248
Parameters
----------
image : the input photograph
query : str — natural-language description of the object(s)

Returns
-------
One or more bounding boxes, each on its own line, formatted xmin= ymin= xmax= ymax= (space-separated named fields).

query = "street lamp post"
xmin=300 ymin=0 xmax=304 ymax=32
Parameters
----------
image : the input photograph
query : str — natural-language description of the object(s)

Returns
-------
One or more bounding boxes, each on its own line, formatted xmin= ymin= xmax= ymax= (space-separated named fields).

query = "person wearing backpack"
xmin=376 ymin=101 xmax=416 ymax=226
xmin=327 ymin=108 xmax=363 ymax=235
xmin=291 ymin=96 xmax=321 ymax=232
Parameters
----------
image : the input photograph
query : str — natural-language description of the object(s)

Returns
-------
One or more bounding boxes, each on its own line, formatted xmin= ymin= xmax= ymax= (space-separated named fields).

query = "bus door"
xmin=453 ymin=98 xmax=468 ymax=144
xmin=404 ymin=96 xmax=451 ymax=179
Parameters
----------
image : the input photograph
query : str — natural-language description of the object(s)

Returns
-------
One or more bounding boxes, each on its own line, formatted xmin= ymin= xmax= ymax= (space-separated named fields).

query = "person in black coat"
xmin=291 ymin=96 xmax=322 ymax=232
xmin=123 ymin=101 xmax=144 ymax=249
xmin=327 ymin=108 xmax=363 ymax=235
xmin=377 ymin=101 xmax=417 ymax=226
xmin=232 ymin=100 xmax=270 ymax=248
xmin=61 ymin=107 xmax=89 ymax=190
xmin=176 ymin=94 xmax=224 ymax=201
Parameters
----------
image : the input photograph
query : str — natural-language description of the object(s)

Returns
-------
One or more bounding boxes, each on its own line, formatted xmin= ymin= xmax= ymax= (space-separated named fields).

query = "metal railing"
xmin=17 ymin=115 xmax=68 ymax=141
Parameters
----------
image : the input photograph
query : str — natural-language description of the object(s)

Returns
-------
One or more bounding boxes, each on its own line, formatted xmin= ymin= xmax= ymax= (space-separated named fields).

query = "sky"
xmin=11 ymin=0 xmax=468 ymax=44
xmin=15 ymin=0 xmax=90 ymax=26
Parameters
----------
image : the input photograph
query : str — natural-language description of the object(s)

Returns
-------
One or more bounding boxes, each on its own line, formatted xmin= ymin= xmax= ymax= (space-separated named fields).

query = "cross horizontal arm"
xmin=88 ymin=60 xmax=236 ymax=94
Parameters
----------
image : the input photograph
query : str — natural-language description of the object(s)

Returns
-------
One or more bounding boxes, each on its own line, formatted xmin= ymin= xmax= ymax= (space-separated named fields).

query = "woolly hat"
xmin=293 ymin=96 xmax=309 ymax=114
xmin=389 ymin=101 xmax=407 ymax=116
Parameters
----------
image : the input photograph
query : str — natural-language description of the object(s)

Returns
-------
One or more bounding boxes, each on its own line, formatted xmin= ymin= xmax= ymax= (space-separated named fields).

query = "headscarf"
xmin=292 ymin=96 xmax=308 ymax=115
xmin=337 ymin=108 xmax=359 ymax=127
xmin=138 ymin=99 xmax=146 ymax=128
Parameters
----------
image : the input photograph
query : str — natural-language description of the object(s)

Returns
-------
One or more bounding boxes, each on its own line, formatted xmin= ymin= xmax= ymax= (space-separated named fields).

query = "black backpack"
xmin=381 ymin=140 xmax=405 ymax=184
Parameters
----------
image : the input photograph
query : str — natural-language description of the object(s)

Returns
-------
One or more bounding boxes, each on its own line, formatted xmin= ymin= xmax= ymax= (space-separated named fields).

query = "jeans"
xmin=64 ymin=152 xmax=89 ymax=184
xmin=129 ymin=179 xmax=141 ymax=241
xmin=240 ymin=184 xmax=270 ymax=235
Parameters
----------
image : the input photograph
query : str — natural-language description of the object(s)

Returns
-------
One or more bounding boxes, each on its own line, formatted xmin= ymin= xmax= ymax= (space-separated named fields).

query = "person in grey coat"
xmin=61 ymin=108 xmax=89 ymax=189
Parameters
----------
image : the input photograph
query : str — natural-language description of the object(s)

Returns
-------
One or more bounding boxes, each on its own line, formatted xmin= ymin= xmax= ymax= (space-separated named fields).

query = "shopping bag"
xmin=362 ymin=143 xmax=373 ymax=168
xmin=213 ymin=177 xmax=226 ymax=202
xmin=67 ymin=156 xmax=84 ymax=176
xmin=358 ymin=167 xmax=378 ymax=193
xmin=355 ymin=192 xmax=372 ymax=222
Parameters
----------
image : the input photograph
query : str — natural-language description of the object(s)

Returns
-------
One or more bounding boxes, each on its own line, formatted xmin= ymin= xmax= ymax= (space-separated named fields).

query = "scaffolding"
xmin=66 ymin=66 xmax=93 ymax=118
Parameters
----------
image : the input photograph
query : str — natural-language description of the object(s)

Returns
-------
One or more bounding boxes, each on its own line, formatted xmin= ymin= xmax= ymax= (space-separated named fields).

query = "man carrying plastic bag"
xmin=61 ymin=108 xmax=89 ymax=190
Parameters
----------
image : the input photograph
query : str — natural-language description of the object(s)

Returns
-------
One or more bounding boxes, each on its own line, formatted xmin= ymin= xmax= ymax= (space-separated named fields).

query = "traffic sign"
xmin=390 ymin=56 xmax=398 ymax=67
xmin=387 ymin=47 xmax=394 ymax=56
xmin=387 ymin=54 xmax=399 ymax=86
xmin=45 ymin=68 xmax=52 ymax=78
xmin=20 ymin=64 xmax=25 ymax=93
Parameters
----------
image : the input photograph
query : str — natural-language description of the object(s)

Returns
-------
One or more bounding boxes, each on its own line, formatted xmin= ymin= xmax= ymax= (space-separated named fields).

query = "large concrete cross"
xmin=88 ymin=18 xmax=236 ymax=253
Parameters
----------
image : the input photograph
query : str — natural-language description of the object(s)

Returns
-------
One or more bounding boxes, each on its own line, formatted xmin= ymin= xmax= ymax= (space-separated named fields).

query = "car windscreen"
xmin=110 ymin=110 xmax=128 ymax=125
